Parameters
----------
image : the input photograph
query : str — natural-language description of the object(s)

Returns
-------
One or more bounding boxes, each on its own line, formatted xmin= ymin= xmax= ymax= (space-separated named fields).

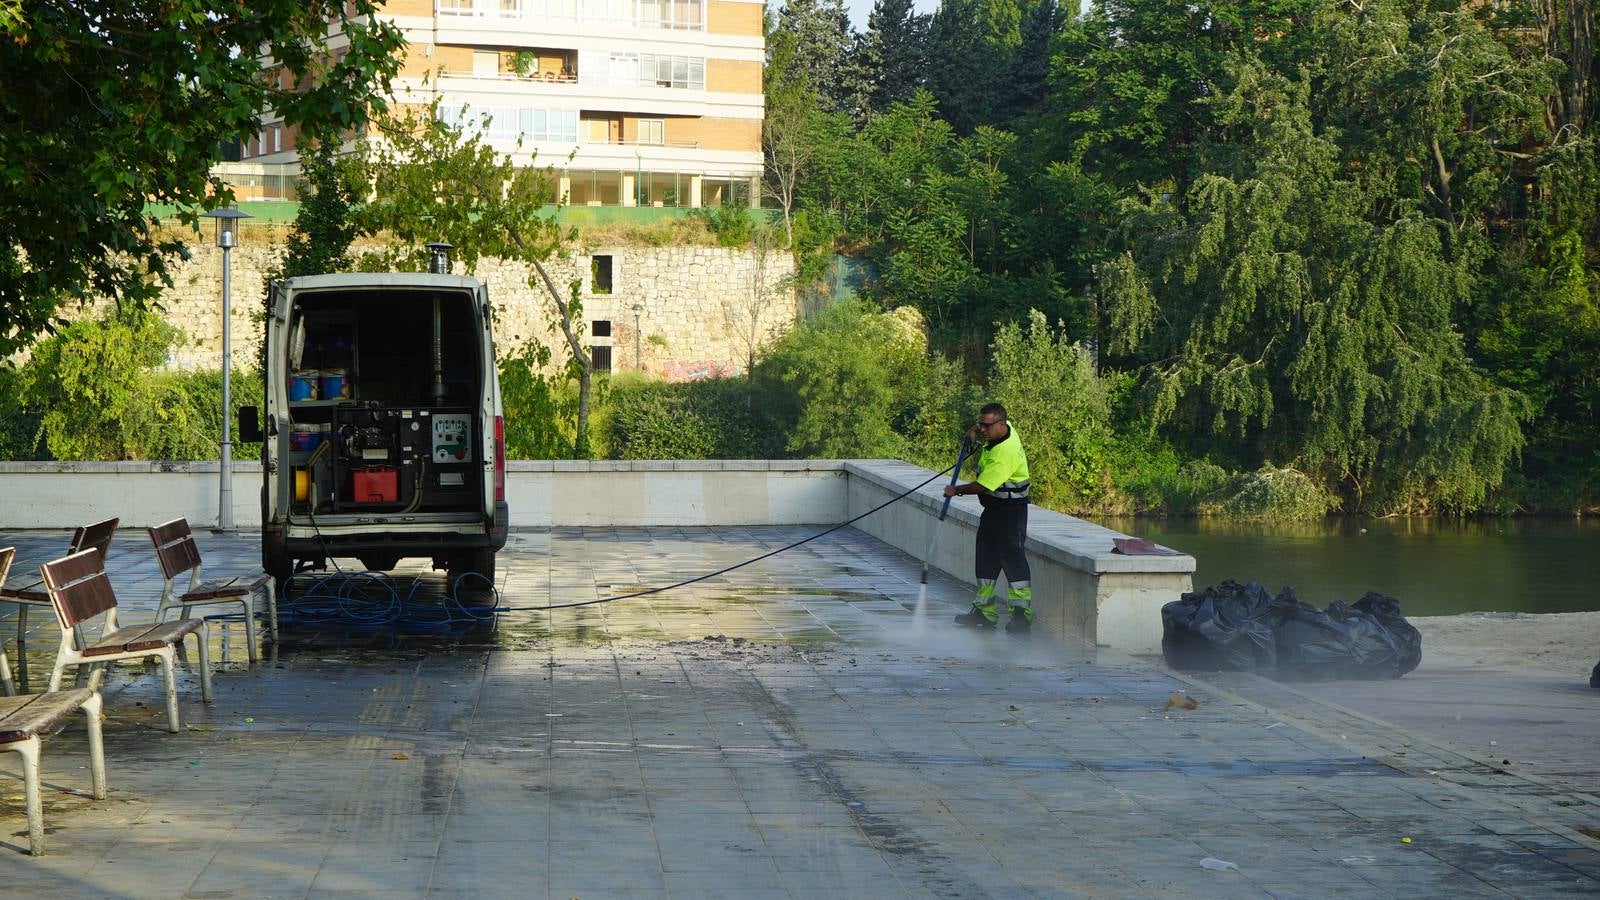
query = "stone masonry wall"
xmin=76 ymin=242 xmax=795 ymax=378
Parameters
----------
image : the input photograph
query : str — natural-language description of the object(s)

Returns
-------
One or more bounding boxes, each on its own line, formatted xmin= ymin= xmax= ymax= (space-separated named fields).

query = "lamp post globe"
xmin=199 ymin=207 xmax=252 ymax=531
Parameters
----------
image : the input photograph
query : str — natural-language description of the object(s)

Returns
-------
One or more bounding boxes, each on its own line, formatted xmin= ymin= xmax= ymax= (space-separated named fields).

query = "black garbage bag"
xmin=1273 ymin=594 xmax=1413 ymax=682
xmin=1164 ymin=583 xmax=1424 ymax=681
xmin=1351 ymin=591 xmax=1423 ymax=677
xmin=1161 ymin=580 xmax=1281 ymax=674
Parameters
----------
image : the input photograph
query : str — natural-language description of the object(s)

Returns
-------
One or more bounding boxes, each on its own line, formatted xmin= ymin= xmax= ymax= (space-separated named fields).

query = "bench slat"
xmin=148 ymin=518 xmax=201 ymax=579
xmin=41 ymin=550 xmax=117 ymax=628
xmin=81 ymin=620 xmax=203 ymax=657
xmin=0 ymin=689 xmax=95 ymax=743
xmin=0 ymin=580 xmax=50 ymax=602
xmin=70 ymin=517 xmax=118 ymax=560
xmin=182 ymin=573 xmax=272 ymax=601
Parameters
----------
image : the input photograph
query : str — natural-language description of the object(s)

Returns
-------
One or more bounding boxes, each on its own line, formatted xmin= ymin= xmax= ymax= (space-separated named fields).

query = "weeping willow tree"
xmin=1100 ymin=56 xmax=1529 ymax=513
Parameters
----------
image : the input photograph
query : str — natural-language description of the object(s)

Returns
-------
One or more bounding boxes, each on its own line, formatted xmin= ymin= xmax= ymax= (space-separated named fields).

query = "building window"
xmin=592 ymin=319 xmax=612 ymax=337
xmin=591 ymin=255 xmax=613 ymax=294
xmin=442 ymin=106 xmax=578 ymax=143
xmin=438 ymin=0 xmax=523 ymax=16
xmin=566 ymin=170 xmax=624 ymax=205
xmin=272 ymin=127 xmax=281 ymax=153
xmin=637 ymin=119 xmax=664 ymax=145
xmin=579 ymin=51 xmax=704 ymax=90
xmin=590 ymin=345 xmax=612 ymax=372
xmin=519 ymin=0 xmax=701 ymax=27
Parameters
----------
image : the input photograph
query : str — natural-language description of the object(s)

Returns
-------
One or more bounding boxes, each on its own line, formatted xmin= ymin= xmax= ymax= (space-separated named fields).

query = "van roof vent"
xmin=425 ymin=242 xmax=454 ymax=275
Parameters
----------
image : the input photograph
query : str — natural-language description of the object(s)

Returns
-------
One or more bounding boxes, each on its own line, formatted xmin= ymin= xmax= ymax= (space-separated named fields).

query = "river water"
xmin=1094 ymin=516 xmax=1600 ymax=617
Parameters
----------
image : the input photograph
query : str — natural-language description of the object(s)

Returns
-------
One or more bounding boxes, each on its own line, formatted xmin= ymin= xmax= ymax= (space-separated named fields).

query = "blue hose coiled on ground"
xmin=278 ymin=570 xmax=501 ymax=636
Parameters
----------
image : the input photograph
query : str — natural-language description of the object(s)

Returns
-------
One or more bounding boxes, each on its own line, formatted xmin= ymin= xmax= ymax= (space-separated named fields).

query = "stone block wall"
xmin=63 ymin=241 xmax=795 ymax=378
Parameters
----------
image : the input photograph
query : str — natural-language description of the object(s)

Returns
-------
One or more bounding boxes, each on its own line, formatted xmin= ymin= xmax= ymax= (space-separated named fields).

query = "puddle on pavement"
xmin=1 ymin=578 xmax=1033 ymax=674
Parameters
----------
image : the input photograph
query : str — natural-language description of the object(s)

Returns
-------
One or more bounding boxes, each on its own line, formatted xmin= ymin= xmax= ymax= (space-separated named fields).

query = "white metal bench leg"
xmin=194 ymin=622 xmax=213 ymax=702
xmin=241 ymin=597 xmax=257 ymax=663
xmin=47 ymin=654 xmax=70 ymax=693
xmin=0 ymin=638 xmax=14 ymax=697
xmin=11 ymin=735 xmax=45 ymax=855
xmin=174 ymin=606 xmax=190 ymax=665
xmin=79 ymin=691 xmax=108 ymax=801
xmin=159 ymin=650 xmax=180 ymax=733
xmin=70 ymin=624 xmax=92 ymax=689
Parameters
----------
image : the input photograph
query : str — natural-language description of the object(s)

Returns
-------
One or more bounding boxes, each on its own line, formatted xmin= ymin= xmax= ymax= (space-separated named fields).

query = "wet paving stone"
xmin=0 ymin=525 xmax=1596 ymax=896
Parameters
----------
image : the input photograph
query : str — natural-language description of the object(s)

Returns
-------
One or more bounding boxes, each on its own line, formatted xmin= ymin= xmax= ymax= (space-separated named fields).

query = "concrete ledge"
xmin=515 ymin=463 xmax=846 ymax=527
xmin=0 ymin=459 xmax=1189 ymax=650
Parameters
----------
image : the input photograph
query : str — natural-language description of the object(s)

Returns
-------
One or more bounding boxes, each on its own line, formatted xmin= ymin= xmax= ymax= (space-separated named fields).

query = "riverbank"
xmin=1180 ymin=610 xmax=1600 ymax=800
xmin=1413 ymin=610 xmax=1600 ymax=677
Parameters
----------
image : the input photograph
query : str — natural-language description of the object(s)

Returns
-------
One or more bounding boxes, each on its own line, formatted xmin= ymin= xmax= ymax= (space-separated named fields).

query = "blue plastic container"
xmin=289 ymin=371 xmax=319 ymax=401
xmin=320 ymin=369 xmax=351 ymax=400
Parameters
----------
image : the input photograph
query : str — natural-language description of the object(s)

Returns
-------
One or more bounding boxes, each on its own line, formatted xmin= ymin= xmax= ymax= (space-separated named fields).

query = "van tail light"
xmin=493 ymin=415 xmax=506 ymax=503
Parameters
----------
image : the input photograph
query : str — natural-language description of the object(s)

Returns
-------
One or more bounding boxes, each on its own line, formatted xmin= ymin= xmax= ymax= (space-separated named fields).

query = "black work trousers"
xmin=975 ymin=499 xmax=1030 ymax=584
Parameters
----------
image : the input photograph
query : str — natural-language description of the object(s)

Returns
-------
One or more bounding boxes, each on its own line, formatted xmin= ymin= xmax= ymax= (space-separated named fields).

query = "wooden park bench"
xmin=41 ymin=548 xmax=212 ymax=734
xmin=0 ymin=687 xmax=106 ymax=856
xmin=148 ymin=517 xmax=277 ymax=662
xmin=0 ymin=518 xmax=118 ymax=696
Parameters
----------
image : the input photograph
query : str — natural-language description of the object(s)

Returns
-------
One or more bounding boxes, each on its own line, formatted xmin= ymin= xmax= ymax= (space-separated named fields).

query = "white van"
xmin=239 ymin=255 xmax=508 ymax=589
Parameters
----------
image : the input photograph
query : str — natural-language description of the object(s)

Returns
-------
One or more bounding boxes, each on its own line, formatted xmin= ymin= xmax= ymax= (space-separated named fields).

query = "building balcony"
xmin=434 ymin=0 xmax=706 ymax=32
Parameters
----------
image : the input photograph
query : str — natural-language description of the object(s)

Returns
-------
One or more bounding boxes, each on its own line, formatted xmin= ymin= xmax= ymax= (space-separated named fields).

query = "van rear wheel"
xmin=264 ymin=547 xmax=293 ymax=595
xmin=449 ymin=550 xmax=496 ymax=593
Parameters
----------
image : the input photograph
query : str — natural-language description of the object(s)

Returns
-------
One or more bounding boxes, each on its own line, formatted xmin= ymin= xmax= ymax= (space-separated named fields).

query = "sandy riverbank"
xmin=1412 ymin=610 xmax=1600 ymax=678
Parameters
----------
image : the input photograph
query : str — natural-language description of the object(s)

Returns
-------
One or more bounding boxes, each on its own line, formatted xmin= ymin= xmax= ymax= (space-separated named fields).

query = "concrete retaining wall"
xmin=50 ymin=242 xmax=793 ymax=379
xmin=0 ymin=459 xmax=1193 ymax=651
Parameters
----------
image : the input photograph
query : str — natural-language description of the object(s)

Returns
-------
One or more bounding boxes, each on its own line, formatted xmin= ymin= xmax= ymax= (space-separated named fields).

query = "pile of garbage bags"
xmin=1162 ymin=580 xmax=1422 ymax=681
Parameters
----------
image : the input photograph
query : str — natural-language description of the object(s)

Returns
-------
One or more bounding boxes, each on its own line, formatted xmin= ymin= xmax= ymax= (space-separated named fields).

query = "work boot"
xmin=953 ymin=606 xmax=995 ymax=628
xmin=1005 ymin=608 xmax=1032 ymax=635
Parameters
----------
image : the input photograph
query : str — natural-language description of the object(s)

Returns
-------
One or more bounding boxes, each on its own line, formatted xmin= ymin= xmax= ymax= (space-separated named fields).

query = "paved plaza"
xmin=0 ymin=525 xmax=1597 ymax=897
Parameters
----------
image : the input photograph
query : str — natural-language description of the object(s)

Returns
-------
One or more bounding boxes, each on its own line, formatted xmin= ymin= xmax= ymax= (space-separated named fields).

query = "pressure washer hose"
xmin=282 ymin=455 xmax=962 ymax=622
xmin=509 ymin=456 xmax=963 ymax=612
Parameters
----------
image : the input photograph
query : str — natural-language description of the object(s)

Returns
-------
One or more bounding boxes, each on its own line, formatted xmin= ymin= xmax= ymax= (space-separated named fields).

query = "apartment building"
xmin=239 ymin=0 xmax=766 ymax=208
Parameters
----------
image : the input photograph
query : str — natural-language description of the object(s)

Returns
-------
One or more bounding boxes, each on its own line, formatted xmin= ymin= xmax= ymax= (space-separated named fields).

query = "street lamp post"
xmin=200 ymin=207 xmax=252 ymax=531
xmin=632 ymin=302 xmax=643 ymax=369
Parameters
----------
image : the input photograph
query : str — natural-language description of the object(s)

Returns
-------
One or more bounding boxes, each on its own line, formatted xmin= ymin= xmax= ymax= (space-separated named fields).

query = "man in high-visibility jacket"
xmin=943 ymin=402 xmax=1033 ymax=633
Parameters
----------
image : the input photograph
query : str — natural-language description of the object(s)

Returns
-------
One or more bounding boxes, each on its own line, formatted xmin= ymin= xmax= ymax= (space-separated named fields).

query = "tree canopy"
xmin=770 ymin=0 xmax=1600 ymax=512
xmin=0 ymin=1 xmax=403 ymax=356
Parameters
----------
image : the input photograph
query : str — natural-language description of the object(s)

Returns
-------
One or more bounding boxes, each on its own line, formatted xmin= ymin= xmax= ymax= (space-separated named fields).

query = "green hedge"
xmin=0 ymin=307 xmax=262 ymax=462
xmin=607 ymin=375 xmax=779 ymax=459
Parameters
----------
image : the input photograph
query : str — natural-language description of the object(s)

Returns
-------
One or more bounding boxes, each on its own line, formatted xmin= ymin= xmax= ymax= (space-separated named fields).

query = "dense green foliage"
xmin=607 ymin=375 xmax=778 ymax=459
xmin=499 ymin=340 xmax=606 ymax=460
xmin=347 ymin=99 xmax=569 ymax=274
xmin=269 ymin=142 xmax=363 ymax=283
xmin=7 ymin=0 xmax=1596 ymax=521
xmin=989 ymin=310 xmax=1110 ymax=508
xmin=0 ymin=308 xmax=262 ymax=461
xmin=767 ymin=0 xmax=1600 ymax=515
xmin=0 ymin=2 xmax=402 ymax=357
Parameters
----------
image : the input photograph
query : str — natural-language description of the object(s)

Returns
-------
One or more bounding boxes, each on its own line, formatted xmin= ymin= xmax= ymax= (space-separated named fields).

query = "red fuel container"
xmin=352 ymin=468 xmax=399 ymax=503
